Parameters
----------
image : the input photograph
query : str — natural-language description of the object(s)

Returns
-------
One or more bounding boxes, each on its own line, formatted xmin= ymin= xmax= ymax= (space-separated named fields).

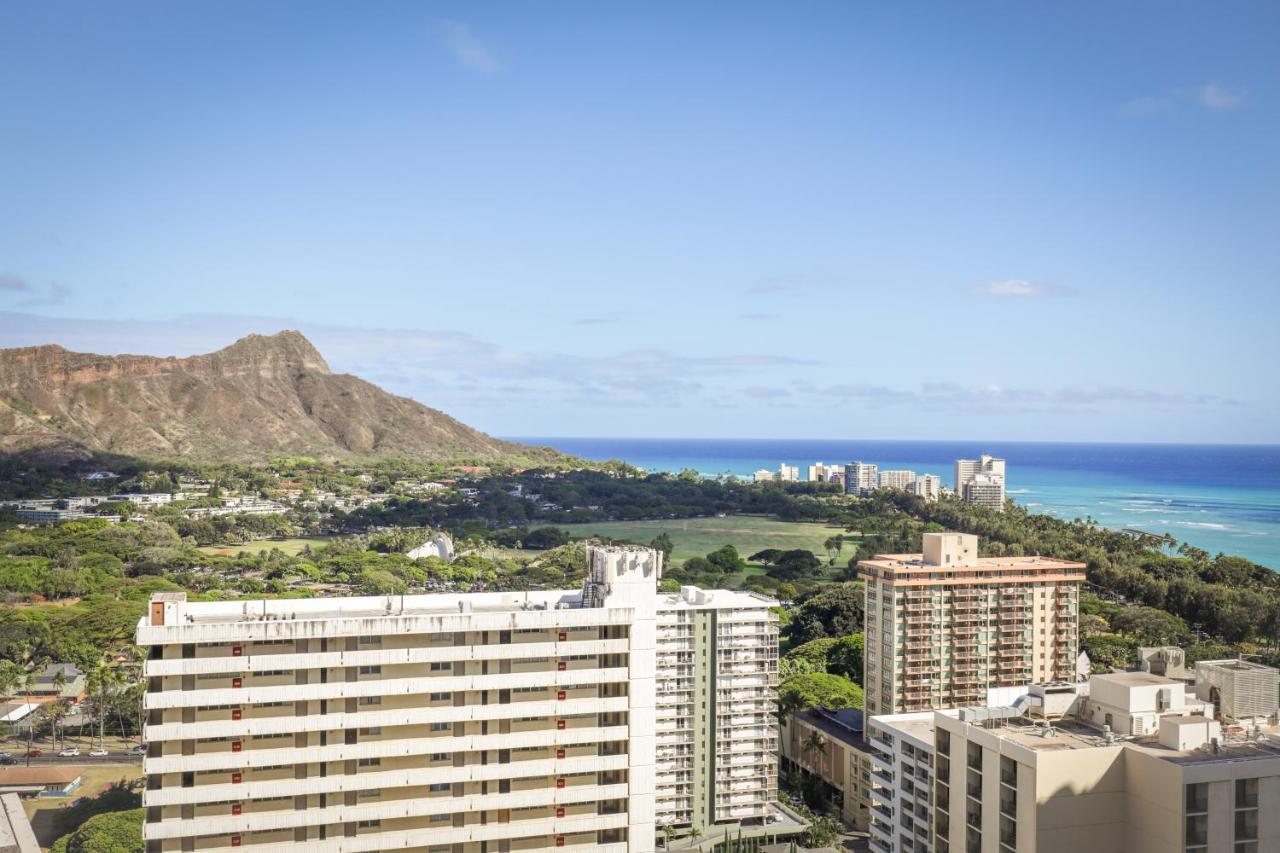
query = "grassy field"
xmin=196 ymin=536 xmax=332 ymax=557
xmin=22 ymin=762 xmax=143 ymax=848
xmin=536 ymin=516 xmax=852 ymax=566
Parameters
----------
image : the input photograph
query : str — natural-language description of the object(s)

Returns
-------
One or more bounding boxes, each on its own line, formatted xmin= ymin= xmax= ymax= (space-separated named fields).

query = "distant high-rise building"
xmin=963 ymin=472 xmax=1006 ymax=511
xmin=877 ymin=470 xmax=916 ymax=491
xmin=778 ymin=464 xmax=800 ymax=482
xmin=911 ymin=474 xmax=941 ymax=502
xmin=954 ymin=454 xmax=1006 ymax=511
xmin=860 ymin=532 xmax=1085 ymax=715
xmin=806 ymin=462 xmax=841 ymax=483
xmin=843 ymin=461 xmax=878 ymax=495
xmin=753 ymin=469 xmax=775 ymax=483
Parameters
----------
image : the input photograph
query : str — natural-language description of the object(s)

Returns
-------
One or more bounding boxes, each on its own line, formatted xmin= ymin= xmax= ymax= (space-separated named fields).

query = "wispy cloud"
xmin=1123 ymin=83 xmax=1246 ymax=115
xmin=0 ymin=312 xmax=1237 ymax=419
xmin=435 ymin=19 xmax=502 ymax=74
xmin=969 ymin=280 xmax=1071 ymax=298
xmin=821 ymin=381 xmax=1240 ymax=412
xmin=0 ymin=311 xmax=813 ymax=411
xmin=749 ymin=271 xmax=842 ymax=295
xmin=0 ymin=272 xmax=71 ymax=307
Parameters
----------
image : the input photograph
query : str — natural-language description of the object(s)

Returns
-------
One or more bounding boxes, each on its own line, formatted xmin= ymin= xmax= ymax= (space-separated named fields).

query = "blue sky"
xmin=1 ymin=2 xmax=1277 ymax=443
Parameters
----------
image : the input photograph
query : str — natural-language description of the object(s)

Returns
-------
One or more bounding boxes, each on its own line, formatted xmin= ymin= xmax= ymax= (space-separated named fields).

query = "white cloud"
xmin=969 ymin=280 xmax=1069 ymax=298
xmin=1124 ymin=83 xmax=1246 ymax=115
xmin=1189 ymin=83 xmax=1246 ymax=110
xmin=436 ymin=20 xmax=502 ymax=74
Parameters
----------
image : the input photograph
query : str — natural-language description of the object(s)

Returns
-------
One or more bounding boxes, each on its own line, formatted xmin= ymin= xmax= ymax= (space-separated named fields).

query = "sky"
xmin=1 ymin=2 xmax=1278 ymax=443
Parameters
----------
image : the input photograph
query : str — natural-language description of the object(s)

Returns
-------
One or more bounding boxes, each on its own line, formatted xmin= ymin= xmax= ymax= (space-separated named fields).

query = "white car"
xmin=58 ymin=747 xmax=80 ymax=757
xmin=89 ymin=748 xmax=109 ymax=757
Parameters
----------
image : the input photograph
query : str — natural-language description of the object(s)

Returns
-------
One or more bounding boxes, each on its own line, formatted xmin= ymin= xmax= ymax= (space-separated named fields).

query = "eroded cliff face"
xmin=0 ymin=330 xmax=542 ymax=462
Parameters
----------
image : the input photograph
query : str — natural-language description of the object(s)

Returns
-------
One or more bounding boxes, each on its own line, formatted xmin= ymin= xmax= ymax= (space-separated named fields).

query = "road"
xmin=3 ymin=753 xmax=142 ymax=768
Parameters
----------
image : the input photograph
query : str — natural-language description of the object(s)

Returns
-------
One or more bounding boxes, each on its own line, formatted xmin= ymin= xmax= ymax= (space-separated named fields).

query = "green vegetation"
xmin=50 ymin=808 xmax=143 ymax=853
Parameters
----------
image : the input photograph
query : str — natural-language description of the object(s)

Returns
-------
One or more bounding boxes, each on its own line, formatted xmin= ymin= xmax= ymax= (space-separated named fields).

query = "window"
xmin=358 ymin=696 xmax=381 ymax=706
xmin=358 ymin=757 xmax=381 ymax=768
xmin=430 ymin=662 xmax=451 ymax=671
xmin=358 ymin=726 xmax=381 ymax=736
xmin=430 ymin=722 xmax=450 ymax=732
xmin=1235 ymin=778 xmax=1258 ymax=809
xmin=1234 ymin=810 xmax=1257 ymax=839
xmin=429 ymin=752 xmax=448 ymax=761
xmin=429 ymin=783 xmax=449 ymax=792
xmin=1185 ymin=814 xmax=1207 ymax=848
xmin=429 ymin=692 xmax=451 ymax=701
xmin=358 ymin=665 xmax=381 ymax=676
xmin=1185 ymin=783 xmax=1208 ymax=814
xmin=357 ymin=819 xmax=381 ymax=829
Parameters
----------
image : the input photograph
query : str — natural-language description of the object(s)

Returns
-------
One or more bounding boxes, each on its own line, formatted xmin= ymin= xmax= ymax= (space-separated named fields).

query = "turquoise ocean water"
xmin=512 ymin=438 xmax=1280 ymax=570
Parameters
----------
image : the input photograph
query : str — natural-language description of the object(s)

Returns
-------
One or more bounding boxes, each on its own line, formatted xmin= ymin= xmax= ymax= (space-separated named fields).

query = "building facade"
xmin=910 ymin=475 xmax=941 ymax=502
xmin=780 ymin=708 xmax=873 ymax=831
xmin=867 ymin=711 xmax=953 ymax=853
xmin=953 ymin=456 xmax=1005 ymax=512
xmin=137 ymin=546 xmax=788 ymax=853
xmin=844 ymin=462 xmax=879 ymax=496
xmin=654 ymin=587 xmax=780 ymax=830
xmin=878 ymin=471 xmax=916 ymax=491
xmin=860 ymin=533 xmax=1085 ymax=716
xmin=932 ymin=670 xmax=1280 ymax=853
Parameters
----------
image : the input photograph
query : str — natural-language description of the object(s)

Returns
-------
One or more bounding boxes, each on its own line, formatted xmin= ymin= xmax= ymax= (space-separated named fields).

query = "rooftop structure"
xmin=1195 ymin=658 xmax=1280 ymax=723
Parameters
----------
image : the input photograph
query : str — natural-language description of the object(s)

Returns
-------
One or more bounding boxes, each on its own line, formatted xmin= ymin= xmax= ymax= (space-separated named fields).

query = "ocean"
xmin=512 ymin=438 xmax=1280 ymax=570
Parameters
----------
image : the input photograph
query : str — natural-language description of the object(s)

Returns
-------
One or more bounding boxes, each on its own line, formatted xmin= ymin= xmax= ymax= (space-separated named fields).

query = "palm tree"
xmin=801 ymin=730 xmax=826 ymax=767
xmin=662 ymin=825 xmax=676 ymax=850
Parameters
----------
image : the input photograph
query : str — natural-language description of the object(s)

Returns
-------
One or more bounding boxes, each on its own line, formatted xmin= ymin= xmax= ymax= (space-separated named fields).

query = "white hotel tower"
xmin=137 ymin=546 xmax=790 ymax=853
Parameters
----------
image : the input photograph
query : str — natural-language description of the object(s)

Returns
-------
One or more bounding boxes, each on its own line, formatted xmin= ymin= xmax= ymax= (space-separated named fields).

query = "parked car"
xmin=58 ymin=747 xmax=80 ymax=757
xmin=89 ymin=748 xmax=109 ymax=757
xmin=0 ymin=755 xmax=16 ymax=766
xmin=128 ymin=744 xmax=147 ymax=756
xmin=25 ymin=748 xmax=42 ymax=758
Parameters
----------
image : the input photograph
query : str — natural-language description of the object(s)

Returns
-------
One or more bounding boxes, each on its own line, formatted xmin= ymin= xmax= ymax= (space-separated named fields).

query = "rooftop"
xmin=0 ymin=766 xmax=84 ymax=786
xmin=944 ymin=713 xmax=1280 ymax=762
xmin=1091 ymin=671 xmax=1175 ymax=688
xmin=858 ymin=552 xmax=1087 ymax=573
xmin=793 ymin=707 xmax=870 ymax=750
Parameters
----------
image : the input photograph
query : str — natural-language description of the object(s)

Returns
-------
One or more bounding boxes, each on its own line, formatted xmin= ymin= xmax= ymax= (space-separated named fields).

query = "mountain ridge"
xmin=0 ymin=331 xmax=557 ymax=463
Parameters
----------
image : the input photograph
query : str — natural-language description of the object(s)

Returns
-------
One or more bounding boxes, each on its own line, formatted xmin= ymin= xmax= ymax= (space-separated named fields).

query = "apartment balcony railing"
xmin=148 ymin=686 xmax=631 ymax=739
xmin=144 ymin=782 xmax=630 ymax=841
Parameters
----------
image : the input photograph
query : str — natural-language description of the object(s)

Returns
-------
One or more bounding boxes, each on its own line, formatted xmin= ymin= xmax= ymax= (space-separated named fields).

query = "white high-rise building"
xmin=878 ymin=470 xmax=916 ymax=491
xmin=136 ymin=546 xmax=794 ymax=853
xmin=911 ymin=474 xmax=941 ymax=502
xmin=778 ymin=464 xmax=800 ymax=483
xmin=807 ymin=463 xmax=836 ymax=483
xmin=844 ymin=461 xmax=879 ymax=495
xmin=954 ymin=455 xmax=1006 ymax=512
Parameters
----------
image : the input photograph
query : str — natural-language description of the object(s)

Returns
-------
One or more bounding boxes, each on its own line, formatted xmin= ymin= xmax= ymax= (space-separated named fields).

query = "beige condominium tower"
xmin=137 ymin=545 xmax=794 ymax=853
xmin=860 ymin=533 xmax=1085 ymax=716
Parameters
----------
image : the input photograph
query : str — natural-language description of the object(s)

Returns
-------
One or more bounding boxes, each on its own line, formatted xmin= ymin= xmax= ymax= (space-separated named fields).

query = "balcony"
xmin=144 ymin=782 xmax=630 ymax=841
